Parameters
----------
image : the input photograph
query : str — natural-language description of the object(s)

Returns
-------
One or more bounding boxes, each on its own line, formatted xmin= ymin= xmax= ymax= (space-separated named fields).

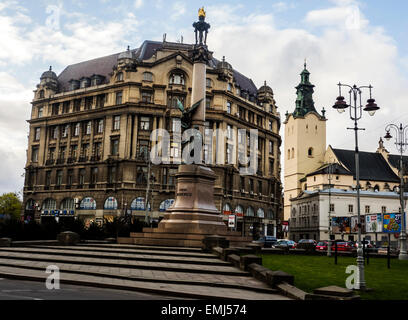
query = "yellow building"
xmin=283 ymin=63 xmax=327 ymax=222
xmin=23 ymin=40 xmax=283 ymax=238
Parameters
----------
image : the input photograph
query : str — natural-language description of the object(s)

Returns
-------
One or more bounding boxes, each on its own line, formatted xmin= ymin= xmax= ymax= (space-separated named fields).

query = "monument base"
xmin=120 ymin=165 xmax=252 ymax=248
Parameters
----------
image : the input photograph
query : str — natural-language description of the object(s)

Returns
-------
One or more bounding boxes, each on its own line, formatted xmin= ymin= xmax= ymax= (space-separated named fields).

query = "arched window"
xmin=80 ymin=197 xmax=96 ymax=210
xmin=116 ymin=72 xmax=124 ymax=81
xmin=169 ymin=72 xmax=185 ymax=85
xmin=246 ymin=206 xmax=255 ymax=217
xmin=374 ymin=185 xmax=380 ymax=192
xmin=143 ymin=72 xmax=153 ymax=82
xmin=235 ymin=205 xmax=244 ymax=217
xmin=287 ymin=149 xmax=291 ymax=160
xmin=257 ymin=208 xmax=265 ymax=218
xmin=206 ymin=78 xmax=212 ymax=88
xmin=308 ymin=147 xmax=313 ymax=157
xmin=26 ymin=199 xmax=35 ymax=210
xmin=38 ymin=90 xmax=44 ymax=99
xmin=130 ymin=197 xmax=151 ymax=211
xmin=291 ymin=148 xmax=295 ymax=159
xmin=60 ymin=198 xmax=75 ymax=210
xmin=104 ymin=197 xmax=118 ymax=210
xmin=223 ymin=203 xmax=232 ymax=215
xmin=42 ymin=198 xmax=56 ymax=210
xmin=159 ymin=199 xmax=175 ymax=212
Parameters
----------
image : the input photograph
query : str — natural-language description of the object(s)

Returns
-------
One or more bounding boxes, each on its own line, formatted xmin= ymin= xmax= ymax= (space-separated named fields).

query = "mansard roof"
xmin=56 ymin=40 xmax=258 ymax=96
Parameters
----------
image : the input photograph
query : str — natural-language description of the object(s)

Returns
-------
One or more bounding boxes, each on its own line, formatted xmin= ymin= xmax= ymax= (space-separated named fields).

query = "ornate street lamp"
xmin=384 ymin=123 xmax=408 ymax=260
xmin=332 ymin=82 xmax=380 ymax=290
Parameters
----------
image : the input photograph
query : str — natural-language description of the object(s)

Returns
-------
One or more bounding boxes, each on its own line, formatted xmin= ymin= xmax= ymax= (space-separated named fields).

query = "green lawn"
xmin=261 ymin=254 xmax=408 ymax=300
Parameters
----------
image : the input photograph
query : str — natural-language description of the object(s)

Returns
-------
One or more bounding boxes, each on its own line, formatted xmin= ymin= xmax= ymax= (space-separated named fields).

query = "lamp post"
xmin=327 ymin=162 xmax=333 ymax=257
xmin=384 ymin=124 xmax=408 ymax=260
xmin=332 ymin=82 xmax=380 ymax=291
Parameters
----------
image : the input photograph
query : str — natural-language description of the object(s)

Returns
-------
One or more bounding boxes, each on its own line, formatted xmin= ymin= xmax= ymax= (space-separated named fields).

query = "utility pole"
xmin=327 ymin=162 xmax=333 ymax=257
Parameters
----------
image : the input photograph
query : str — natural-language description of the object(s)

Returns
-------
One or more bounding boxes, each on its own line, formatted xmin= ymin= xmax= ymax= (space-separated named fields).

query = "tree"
xmin=0 ymin=193 xmax=22 ymax=219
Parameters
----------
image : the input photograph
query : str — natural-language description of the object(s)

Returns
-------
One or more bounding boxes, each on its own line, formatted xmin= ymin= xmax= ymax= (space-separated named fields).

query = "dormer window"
xmin=236 ymin=87 xmax=241 ymax=95
xmin=143 ymin=72 xmax=153 ymax=82
xmin=116 ymin=72 xmax=124 ymax=81
xmin=69 ymin=80 xmax=80 ymax=91
xmin=80 ymin=78 xmax=90 ymax=88
xmin=227 ymin=83 xmax=232 ymax=92
xmin=169 ymin=73 xmax=185 ymax=85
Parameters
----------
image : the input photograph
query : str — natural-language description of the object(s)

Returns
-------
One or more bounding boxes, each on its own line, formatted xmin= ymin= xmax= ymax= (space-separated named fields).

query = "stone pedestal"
xmin=122 ymin=164 xmax=252 ymax=248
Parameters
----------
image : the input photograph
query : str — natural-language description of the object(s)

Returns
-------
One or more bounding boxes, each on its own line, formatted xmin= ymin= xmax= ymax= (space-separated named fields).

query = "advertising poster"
xmin=383 ymin=213 xmax=405 ymax=233
xmin=228 ymin=215 xmax=236 ymax=228
xmin=365 ymin=214 xmax=382 ymax=233
xmin=351 ymin=216 xmax=365 ymax=233
xmin=332 ymin=217 xmax=351 ymax=234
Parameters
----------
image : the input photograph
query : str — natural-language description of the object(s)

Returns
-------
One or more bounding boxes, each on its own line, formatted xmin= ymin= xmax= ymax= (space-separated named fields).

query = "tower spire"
xmin=292 ymin=62 xmax=318 ymax=117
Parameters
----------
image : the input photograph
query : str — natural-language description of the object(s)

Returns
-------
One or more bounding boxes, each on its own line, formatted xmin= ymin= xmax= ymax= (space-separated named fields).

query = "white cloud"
xmin=0 ymin=72 xmax=32 ymax=194
xmin=272 ymin=2 xmax=295 ymax=12
xmin=134 ymin=0 xmax=143 ymax=9
xmin=171 ymin=2 xmax=186 ymax=21
xmin=206 ymin=3 xmax=408 ymax=188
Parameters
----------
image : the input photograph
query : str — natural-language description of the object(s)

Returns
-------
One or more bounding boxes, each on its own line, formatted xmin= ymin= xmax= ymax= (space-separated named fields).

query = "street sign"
xmin=228 ymin=215 xmax=236 ymax=228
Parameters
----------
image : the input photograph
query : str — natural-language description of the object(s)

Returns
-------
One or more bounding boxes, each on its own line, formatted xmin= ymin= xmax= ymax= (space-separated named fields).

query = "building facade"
xmin=23 ymin=40 xmax=283 ymax=238
xmin=290 ymin=188 xmax=404 ymax=245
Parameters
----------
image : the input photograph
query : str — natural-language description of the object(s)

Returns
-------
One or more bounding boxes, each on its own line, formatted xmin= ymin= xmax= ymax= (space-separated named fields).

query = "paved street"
xmin=0 ymin=278 xmax=179 ymax=300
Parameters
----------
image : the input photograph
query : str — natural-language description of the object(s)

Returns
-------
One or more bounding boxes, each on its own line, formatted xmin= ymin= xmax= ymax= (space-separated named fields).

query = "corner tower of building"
xmin=283 ymin=63 xmax=327 ymax=221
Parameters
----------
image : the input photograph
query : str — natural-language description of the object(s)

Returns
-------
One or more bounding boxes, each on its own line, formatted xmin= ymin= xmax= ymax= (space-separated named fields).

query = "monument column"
xmin=190 ymin=7 xmax=212 ymax=139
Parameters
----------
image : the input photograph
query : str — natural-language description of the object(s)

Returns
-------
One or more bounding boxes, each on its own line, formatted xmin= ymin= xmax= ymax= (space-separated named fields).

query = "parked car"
xmin=315 ymin=241 xmax=328 ymax=251
xmin=286 ymin=240 xmax=297 ymax=249
xmin=253 ymin=236 xmax=278 ymax=248
xmin=333 ymin=241 xmax=354 ymax=252
xmin=273 ymin=239 xmax=291 ymax=249
xmin=296 ymin=239 xmax=317 ymax=250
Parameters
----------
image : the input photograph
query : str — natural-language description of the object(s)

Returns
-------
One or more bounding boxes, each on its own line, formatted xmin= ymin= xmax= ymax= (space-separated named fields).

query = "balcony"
xmin=78 ymin=156 xmax=88 ymax=163
xmin=90 ymin=155 xmax=101 ymax=162
xmin=67 ymin=158 xmax=75 ymax=164
xmin=45 ymin=159 xmax=55 ymax=165
xmin=56 ymin=158 xmax=65 ymax=165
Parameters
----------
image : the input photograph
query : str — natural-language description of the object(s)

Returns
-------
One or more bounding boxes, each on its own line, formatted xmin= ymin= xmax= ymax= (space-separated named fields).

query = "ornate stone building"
xmin=23 ymin=39 xmax=283 ymax=238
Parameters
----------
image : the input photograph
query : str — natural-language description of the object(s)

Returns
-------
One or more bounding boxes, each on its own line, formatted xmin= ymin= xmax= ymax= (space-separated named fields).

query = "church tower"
xmin=283 ymin=63 xmax=327 ymax=221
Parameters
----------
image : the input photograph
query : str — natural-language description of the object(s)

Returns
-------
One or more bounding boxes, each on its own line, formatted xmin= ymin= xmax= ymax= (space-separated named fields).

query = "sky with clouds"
xmin=1 ymin=0 xmax=408 ymax=195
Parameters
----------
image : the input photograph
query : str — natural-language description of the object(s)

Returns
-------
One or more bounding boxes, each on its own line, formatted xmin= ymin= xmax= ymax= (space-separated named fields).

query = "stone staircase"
xmin=0 ymin=244 xmax=290 ymax=300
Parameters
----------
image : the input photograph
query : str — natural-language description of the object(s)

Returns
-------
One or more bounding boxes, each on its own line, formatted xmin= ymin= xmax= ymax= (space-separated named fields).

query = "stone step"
xmin=0 ymin=247 xmax=228 ymax=266
xmin=0 ymin=265 xmax=289 ymax=300
xmin=0 ymin=251 xmax=249 ymax=276
xmin=78 ymin=243 xmax=205 ymax=253
xmin=0 ymin=259 xmax=277 ymax=294
xmin=28 ymin=245 xmax=219 ymax=259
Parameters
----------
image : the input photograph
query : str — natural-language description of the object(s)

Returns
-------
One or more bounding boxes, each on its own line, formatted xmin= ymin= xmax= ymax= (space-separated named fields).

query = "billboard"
xmin=365 ymin=214 xmax=382 ymax=233
xmin=332 ymin=217 xmax=351 ymax=234
xmin=383 ymin=213 xmax=405 ymax=233
xmin=351 ymin=216 xmax=365 ymax=233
